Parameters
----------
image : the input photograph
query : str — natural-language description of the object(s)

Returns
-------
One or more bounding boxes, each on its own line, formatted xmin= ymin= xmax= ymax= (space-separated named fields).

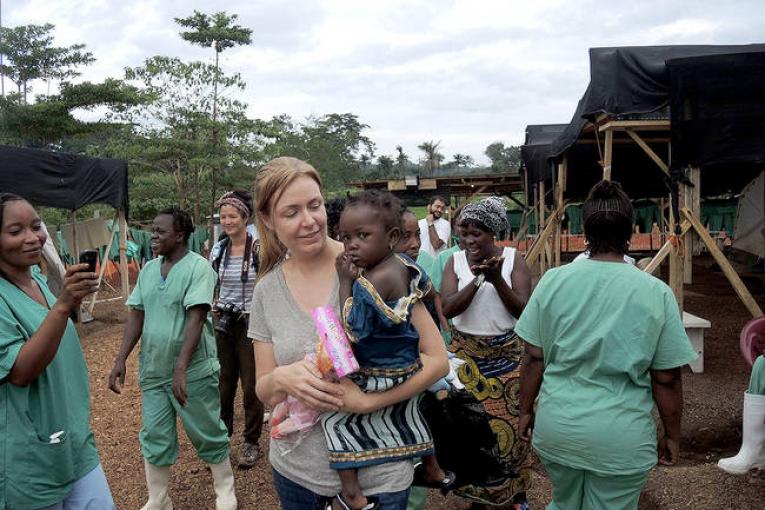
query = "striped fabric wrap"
xmin=321 ymin=363 xmax=434 ymax=470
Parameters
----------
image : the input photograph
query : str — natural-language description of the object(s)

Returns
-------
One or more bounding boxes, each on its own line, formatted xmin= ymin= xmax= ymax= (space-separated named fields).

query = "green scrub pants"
xmin=140 ymin=375 xmax=230 ymax=466
xmin=749 ymin=355 xmax=765 ymax=395
xmin=541 ymin=458 xmax=650 ymax=510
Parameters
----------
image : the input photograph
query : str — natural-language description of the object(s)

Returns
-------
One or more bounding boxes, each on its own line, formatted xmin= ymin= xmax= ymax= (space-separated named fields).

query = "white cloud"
xmin=3 ymin=0 xmax=763 ymax=164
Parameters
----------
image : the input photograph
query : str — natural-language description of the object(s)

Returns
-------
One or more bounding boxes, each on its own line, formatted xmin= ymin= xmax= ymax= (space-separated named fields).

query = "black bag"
xmin=420 ymin=388 xmax=518 ymax=488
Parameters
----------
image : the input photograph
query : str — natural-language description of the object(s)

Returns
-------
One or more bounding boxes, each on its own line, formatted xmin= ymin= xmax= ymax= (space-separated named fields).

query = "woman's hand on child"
xmin=275 ymin=360 xmax=345 ymax=412
xmin=335 ymin=252 xmax=359 ymax=284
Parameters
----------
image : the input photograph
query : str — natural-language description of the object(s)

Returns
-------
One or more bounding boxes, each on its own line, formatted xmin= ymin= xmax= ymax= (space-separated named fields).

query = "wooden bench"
xmin=683 ymin=311 xmax=711 ymax=373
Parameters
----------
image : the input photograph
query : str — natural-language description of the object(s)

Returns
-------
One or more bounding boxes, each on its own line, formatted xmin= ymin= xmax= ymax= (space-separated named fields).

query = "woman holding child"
xmin=249 ymin=157 xmax=448 ymax=510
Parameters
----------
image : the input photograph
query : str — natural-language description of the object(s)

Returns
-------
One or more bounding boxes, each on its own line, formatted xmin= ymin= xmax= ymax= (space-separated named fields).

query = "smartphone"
xmin=78 ymin=249 xmax=98 ymax=273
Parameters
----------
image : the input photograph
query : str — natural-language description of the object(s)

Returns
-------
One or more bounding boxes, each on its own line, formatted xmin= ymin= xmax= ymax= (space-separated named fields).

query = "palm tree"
xmin=417 ymin=140 xmax=443 ymax=176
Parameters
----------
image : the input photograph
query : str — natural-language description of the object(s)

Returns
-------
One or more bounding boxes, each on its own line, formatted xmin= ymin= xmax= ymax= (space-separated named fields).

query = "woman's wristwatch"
xmin=474 ymin=273 xmax=485 ymax=288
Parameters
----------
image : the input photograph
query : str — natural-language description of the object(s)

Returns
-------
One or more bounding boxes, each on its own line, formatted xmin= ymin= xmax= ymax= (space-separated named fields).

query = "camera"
xmin=214 ymin=302 xmax=245 ymax=335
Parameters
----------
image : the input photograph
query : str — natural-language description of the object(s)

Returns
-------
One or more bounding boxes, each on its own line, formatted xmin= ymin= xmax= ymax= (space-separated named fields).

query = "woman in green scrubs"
xmin=0 ymin=193 xmax=114 ymax=510
xmin=515 ymin=181 xmax=697 ymax=510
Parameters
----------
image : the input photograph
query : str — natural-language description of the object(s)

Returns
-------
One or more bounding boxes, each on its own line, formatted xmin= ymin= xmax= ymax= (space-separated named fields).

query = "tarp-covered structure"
xmin=525 ymin=44 xmax=765 ymax=199
xmin=0 ymin=145 xmax=129 ymax=213
xmin=0 ymin=144 xmax=131 ymax=305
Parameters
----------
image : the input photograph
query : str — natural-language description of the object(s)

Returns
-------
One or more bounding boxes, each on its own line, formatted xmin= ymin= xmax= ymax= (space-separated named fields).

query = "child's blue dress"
xmin=321 ymin=254 xmax=435 ymax=469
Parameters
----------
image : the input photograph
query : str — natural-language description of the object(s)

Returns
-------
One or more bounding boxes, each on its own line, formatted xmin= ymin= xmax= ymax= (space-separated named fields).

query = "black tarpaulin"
xmin=0 ymin=145 xmax=128 ymax=212
xmin=551 ymin=44 xmax=765 ymax=157
xmin=669 ymin=51 xmax=765 ymax=170
xmin=521 ymin=124 xmax=567 ymax=185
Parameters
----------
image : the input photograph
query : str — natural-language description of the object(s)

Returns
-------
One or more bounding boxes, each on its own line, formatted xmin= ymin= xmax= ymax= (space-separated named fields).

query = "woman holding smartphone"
xmin=0 ymin=193 xmax=114 ymax=509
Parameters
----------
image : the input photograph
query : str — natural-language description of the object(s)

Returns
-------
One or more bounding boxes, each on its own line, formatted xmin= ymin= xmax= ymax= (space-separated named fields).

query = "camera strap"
xmin=218 ymin=233 xmax=255 ymax=310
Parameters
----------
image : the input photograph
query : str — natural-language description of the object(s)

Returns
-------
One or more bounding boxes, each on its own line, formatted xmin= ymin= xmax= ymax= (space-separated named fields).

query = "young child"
xmin=328 ymin=190 xmax=454 ymax=510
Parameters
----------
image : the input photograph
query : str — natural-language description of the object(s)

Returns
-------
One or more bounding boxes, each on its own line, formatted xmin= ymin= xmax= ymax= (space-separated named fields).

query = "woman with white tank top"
xmin=441 ymin=197 xmax=533 ymax=510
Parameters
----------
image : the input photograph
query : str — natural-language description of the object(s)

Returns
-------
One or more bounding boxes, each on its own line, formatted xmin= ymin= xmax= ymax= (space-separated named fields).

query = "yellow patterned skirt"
xmin=449 ymin=329 xmax=533 ymax=507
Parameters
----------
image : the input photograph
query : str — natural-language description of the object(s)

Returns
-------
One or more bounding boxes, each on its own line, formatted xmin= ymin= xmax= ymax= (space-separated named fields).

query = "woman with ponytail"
xmin=248 ymin=157 xmax=446 ymax=509
xmin=515 ymin=181 xmax=697 ymax=510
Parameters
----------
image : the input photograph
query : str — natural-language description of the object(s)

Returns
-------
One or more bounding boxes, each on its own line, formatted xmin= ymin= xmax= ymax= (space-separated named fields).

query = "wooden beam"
xmin=119 ymin=209 xmax=130 ymax=302
xmin=625 ymin=129 xmax=669 ymax=176
xmin=598 ymin=119 xmax=671 ymax=132
xmin=87 ymin=212 xmax=119 ymax=314
xmin=682 ymin=207 xmax=764 ymax=318
xmin=643 ymin=221 xmax=691 ymax=275
xmin=603 ymin=129 xmax=613 ymax=180
xmin=525 ymin=203 xmax=565 ymax=265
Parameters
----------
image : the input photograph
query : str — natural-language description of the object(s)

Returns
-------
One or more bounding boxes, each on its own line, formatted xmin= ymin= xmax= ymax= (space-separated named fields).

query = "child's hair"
xmin=344 ymin=190 xmax=402 ymax=231
xmin=157 ymin=206 xmax=195 ymax=242
xmin=582 ymin=180 xmax=634 ymax=255
xmin=326 ymin=197 xmax=346 ymax=238
xmin=0 ymin=193 xmax=26 ymax=228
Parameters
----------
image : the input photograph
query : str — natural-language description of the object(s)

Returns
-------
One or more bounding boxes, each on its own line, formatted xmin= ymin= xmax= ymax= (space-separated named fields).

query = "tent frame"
xmin=525 ymin=115 xmax=763 ymax=318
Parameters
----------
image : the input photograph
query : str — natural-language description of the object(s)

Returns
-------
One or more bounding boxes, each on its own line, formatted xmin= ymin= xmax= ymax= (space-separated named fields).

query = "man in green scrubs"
xmin=109 ymin=207 xmax=236 ymax=510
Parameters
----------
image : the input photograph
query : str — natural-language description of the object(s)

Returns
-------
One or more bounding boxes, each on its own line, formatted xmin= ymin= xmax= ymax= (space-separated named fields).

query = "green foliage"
xmin=485 ymin=142 xmax=521 ymax=172
xmin=175 ymin=11 xmax=253 ymax=53
xmin=0 ymin=23 xmax=95 ymax=102
xmin=261 ymin=113 xmax=376 ymax=190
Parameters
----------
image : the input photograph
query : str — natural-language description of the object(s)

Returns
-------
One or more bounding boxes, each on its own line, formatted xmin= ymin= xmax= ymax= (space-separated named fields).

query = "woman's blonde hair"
xmin=255 ymin=157 xmax=322 ymax=278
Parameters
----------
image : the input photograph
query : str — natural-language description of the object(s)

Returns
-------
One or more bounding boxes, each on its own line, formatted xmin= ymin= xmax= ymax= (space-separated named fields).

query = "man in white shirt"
xmin=418 ymin=195 xmax=451 ymax=258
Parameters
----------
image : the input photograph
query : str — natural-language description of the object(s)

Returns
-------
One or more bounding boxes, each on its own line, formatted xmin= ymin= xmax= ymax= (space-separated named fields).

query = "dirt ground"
xmin=79 ymin=256 xmax=764 ymax=509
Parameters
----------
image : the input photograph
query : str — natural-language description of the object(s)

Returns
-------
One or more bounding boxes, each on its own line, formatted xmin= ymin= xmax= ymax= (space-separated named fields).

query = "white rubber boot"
xmin=140 ymin=458 xmax=174 ymax=510
xmin=718 ymin=391 xmax=765 ymax=475
xmin=209 ymin=457 xmax=238 ymax=510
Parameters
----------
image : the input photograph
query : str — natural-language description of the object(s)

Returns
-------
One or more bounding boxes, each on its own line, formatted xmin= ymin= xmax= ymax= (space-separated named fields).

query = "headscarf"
xmin=216 ymin=191 xmax=251 ymax=220
xmin=459 ymin=196 xmax=508 ymax=234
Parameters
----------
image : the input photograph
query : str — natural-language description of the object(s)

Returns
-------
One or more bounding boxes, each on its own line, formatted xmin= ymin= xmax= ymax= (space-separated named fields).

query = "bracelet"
xmin=474 ymin=273 xmax=485 ymax=288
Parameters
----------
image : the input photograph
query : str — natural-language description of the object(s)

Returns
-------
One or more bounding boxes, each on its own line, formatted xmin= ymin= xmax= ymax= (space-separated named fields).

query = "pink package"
xmin=311 ymin=305 xmax=360 ymax=378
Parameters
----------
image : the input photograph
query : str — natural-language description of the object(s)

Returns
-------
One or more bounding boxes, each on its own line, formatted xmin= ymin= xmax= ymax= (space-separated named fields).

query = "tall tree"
xmin=112 ymin=56 xmax=259 ymax=223
xmin=0 ymin=23 xmax=95 ymax=103
xmin=452 ymin=153 xmax=474 ymax=167
xmin=395 ymin=145 xmax=410 ymax=170
xmin=175 ymin=11 xmax=253 ymax=236
xmin=377 ymin=155 xmax=394 ymax=177
xmin=417 ymin=140 xmax=443 ymax=175
xmin=485 ymin=142 xmax=522 ymax=172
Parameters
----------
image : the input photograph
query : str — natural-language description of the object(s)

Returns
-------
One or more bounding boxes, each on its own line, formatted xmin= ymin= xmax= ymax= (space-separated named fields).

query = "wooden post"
xmin=603 ymin=129 xmax=613 ymax=181
xmin=691 ymin=167 xmax=702 ymax=256
xmin=682 ymin=208 xmax=763 ymax=318
xmin=539 ymin=181 xmax=546 ymax=273
xmin=554 ymin=160 xmax=566 ymax=267
xmin=668 ymin=194 xmax=684 ymax=310
xmin=119 ymin=209 xmax=129 ymax=301
xmin=88 ymin=212 xmax=120 ymax=314
xmin=70 ymin=211 xmax=79 ymax=262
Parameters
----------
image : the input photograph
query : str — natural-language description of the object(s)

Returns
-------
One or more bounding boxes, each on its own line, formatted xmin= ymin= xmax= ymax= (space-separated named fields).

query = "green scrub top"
xmin=514 ymin=259 xmax=697 ymax=476
xmin=427 ymin=245 xmax=460 ymax=293
xmin=0 ymin=272 xmax=100 ymax=509
xmin=127 ymin=251 xmax=219 ymax=390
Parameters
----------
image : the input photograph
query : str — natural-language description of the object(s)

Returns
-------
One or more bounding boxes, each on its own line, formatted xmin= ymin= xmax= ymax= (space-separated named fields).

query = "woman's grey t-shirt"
xmin=248 ymin=264 xmax=414 ymax=497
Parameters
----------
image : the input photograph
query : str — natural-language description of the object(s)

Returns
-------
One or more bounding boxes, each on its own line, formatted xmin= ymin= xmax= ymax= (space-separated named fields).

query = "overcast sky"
xmin=5 ymin=0 xmax=763 ymax=164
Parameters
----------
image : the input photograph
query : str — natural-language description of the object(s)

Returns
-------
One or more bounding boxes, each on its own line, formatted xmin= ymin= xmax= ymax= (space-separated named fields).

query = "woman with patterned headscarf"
xmin=441 ymin=196 xmax=533 ymax=509
xmin=209 ymin=189 xmax=265 ymax=469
